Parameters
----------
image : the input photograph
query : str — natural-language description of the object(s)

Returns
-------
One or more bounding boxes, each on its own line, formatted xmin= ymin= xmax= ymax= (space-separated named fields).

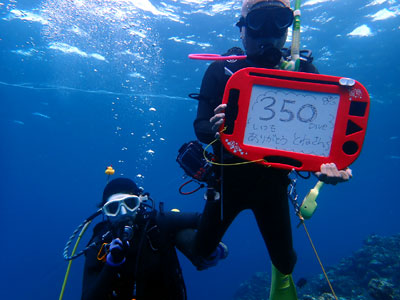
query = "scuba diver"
xmin=81 ymin=177 xmax=228 ymax=300
xmin=186 ymin=0 xmax=353 ymax=299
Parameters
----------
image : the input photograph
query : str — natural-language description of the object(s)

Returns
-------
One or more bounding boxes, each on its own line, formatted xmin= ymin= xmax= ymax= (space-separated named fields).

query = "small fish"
xmin=32 ymin=112 xmax=51 ymax=119
xmin=296 ymin=278 xmax=307 ymax=288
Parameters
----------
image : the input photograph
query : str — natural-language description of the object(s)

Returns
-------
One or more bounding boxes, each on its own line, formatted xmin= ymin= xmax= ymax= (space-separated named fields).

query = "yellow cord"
xmin=59 ymin=220 xmax=92 ymax=300
xmin=300 ymin=219 xmax=338 ymax=300
xmin=203 ymin=128 xmax=268 ymax=167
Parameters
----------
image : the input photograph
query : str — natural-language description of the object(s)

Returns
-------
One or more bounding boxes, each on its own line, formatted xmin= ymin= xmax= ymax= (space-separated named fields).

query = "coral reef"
xmin=234 ymin=234 xmax=400 ymax=300
xmin=235 ymin=272 xmax=271 ymax=300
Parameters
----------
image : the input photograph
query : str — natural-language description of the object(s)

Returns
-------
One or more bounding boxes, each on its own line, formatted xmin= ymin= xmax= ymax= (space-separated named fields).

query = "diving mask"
xmin=237 ymin=6 xmax=293 ymax=38
xmin=102 ymin=193 xmax=147 ymax=217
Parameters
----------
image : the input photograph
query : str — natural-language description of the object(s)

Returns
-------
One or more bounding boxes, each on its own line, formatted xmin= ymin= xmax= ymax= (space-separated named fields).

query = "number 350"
xmin=259 ymin=97 xmax=317 ymax=123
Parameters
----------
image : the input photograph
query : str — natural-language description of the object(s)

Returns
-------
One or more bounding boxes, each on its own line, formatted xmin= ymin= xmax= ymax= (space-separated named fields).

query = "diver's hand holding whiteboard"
xmin=220 ymin=68 xmax=369 ymax=171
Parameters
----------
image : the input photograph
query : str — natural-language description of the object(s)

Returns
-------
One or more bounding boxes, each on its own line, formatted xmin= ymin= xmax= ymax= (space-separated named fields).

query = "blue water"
xmin=1 ymin=0 xmax=399 ymax=299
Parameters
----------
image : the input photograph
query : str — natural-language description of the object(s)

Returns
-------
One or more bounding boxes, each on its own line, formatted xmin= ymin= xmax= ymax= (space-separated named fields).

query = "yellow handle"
xmin=300 ymin=181 xmax=324 ymax=219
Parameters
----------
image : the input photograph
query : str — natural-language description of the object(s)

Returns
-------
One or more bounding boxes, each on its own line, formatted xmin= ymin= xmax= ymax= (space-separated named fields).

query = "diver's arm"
xmin=81 ymin=246 xmax=119 ymax=300
xmin=194 ymin=97 xmax=218 ymax=143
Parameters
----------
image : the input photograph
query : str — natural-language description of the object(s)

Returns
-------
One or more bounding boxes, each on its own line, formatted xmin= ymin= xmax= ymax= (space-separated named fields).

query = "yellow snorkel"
xmin=280 ymin=0 xmax=301 ymax=71
xmin=269 ymin=1 xmax=304 ymax=299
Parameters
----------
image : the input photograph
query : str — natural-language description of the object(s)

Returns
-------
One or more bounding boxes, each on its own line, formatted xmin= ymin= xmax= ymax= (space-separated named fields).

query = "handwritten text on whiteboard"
xmin=243 ymin=85 xmax=339 ymax=157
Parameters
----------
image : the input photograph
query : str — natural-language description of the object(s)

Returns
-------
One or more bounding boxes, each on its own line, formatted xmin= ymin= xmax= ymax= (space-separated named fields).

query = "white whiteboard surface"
xmin=243 ymin=85 xmax=340 ymax=157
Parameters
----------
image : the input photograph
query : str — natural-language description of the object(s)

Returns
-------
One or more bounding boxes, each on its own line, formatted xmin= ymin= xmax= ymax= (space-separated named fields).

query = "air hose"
xmin=59 ymin=165 xmax=114 ymax=300
xmin=59 ymin=208 xmax=102 ymax=300
xmin=59 ymin=220 xmax=93 ymax=300
xmin=62 ymin=209 xmax=102 ymax=261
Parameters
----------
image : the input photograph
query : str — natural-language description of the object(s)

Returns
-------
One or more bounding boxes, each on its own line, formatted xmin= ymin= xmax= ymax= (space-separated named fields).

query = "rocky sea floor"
xmin=234 ymin=234 xmax=400 ymax=300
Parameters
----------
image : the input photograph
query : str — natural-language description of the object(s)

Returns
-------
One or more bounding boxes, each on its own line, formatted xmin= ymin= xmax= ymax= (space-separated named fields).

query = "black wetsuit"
xmin=81 ymin=210 xmax=200 ymax=300
xmin=193 ymin=51 xmax=318 ymax=275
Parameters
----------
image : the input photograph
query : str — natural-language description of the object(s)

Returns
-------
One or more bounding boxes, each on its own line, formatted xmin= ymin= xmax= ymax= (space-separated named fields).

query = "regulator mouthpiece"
xmin=122 ymin=225 xmax=134 ymax=242
xmin=247 ymin=45 xmax=282 ymax=68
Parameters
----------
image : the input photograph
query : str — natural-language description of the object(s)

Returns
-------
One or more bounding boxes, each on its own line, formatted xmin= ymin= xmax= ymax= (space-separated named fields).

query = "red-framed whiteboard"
xmin=220 ymin=67 xmax=370 ymax=171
